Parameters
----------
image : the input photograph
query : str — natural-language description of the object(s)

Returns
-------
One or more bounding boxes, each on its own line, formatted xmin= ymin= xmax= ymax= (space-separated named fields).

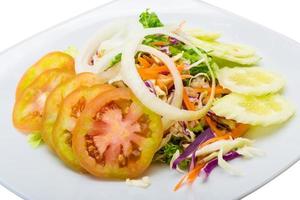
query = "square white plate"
xmin=0 ymin=0 xmax=299 ymax=199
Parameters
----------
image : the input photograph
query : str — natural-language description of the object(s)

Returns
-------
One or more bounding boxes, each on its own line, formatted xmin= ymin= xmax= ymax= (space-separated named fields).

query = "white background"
xmin=0 ymin=0 xmax=299 ymax=199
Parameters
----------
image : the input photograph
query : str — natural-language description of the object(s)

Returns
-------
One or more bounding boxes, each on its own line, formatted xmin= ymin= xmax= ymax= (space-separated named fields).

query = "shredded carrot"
xmin=174 ymin=174 xmax=187 ymax=191
xmin=205 ymin=116 xmax=227 ymax=137
xmin=183 ymin=88 xmax=196 ymax=111
xmin=174 ymin=162 xmax=205 ymax=191
xmin=231 ymin=124 xmax=250 ymax=138
xmin=194 ymin=85 xmax=230 ymax=95
xmin=156 ymin=74 xmax=192 ymax=91
xmin=137 ymin=70 xmax=159 ymax=80
xmin=142 ymin=55 xmax=155 ymax=64
xmin=138 ymin=56 xmax=151 ymax=68
xmin=199 ymin=134 xmax=232 ymax=149
xmin=138 ymin=64 xmax=186 ymax=80
xmin=187 ymin=163 xmax=205 ymax=184
xmin=138 ymin=65 xmax=168 ymax=74
xmin=205 ymin=115 xmax=250 ymax=139
xmin=151 ymin=41 xmax=168 ymax=46
xmin=176 ymin=63 xmax=185 ymax=73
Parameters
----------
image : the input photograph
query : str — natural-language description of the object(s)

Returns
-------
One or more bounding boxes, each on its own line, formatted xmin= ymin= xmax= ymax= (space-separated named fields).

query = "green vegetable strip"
xmin=139 ymin=9 xmax=164 ymax=28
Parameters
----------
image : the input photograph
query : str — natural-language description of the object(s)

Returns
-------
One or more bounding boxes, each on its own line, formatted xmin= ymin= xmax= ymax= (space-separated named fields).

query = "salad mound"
xmin=12 ymin=9 xmax=295 ymax=190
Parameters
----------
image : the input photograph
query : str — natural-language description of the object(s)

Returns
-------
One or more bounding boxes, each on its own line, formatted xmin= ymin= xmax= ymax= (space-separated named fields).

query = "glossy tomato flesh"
xmin=13 ymin=69 xmax=73 ymax=133
xmin=42 ymin=72 xmax=107 ymax=149
xmin=15 ymin=51 xmax=75 ymax=99
xmin=72 ymin=88 xmax=163 ymax=179
xmin=52 ymin=84 xmax=114 ymax=171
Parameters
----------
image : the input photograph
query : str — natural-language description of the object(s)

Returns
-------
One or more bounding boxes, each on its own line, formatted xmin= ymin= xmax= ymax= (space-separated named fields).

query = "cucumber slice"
xmin=217 ymin=67 xmax=285 ymax=95
xmin=186 ymin=35 xmax=261 ymax=65
xmin=207 ymin=42 xmax=256 ymax=58
xmin=210 ymin=51 xmax=261 ymax=65
xmin=211 ymin=93 xmax=295 ymax=126
xmin=184 ymin=28 xmax=221 ymax=41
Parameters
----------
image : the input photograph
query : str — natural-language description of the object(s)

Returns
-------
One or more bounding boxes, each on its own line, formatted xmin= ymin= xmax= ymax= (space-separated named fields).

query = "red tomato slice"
xmin=72 ymin=88 xmax=163 ymax=179
xmin=52 ymin=84 xmax=115 ymax=171
xmin=13 ymin=69 xmax=74 ymax=133
xmin=42 ymin=73 xmax=106 ymax=149
xmin=15 ymin=52 xmax=75 ymax=99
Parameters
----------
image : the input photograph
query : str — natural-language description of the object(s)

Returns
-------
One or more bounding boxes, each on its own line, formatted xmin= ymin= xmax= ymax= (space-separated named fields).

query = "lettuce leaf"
xmin=28 ymin=132 xmax=43 ymax=148
xmin=139 ymin=9 xmax=163 ymax=28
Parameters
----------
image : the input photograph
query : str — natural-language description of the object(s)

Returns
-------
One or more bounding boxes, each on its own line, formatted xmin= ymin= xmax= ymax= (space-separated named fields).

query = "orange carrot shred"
xmin=205 ymin=116 xmax=227 ymax=137
xmin=194 ymin=85 xmax=231 ymax=95
xmin=138 ymin=56 xmax=151 ymax=68
xmin=151 ymin=41 xmax=168 ymax=46
xmin=183 ymin=88 xmax=196 ymax=111
xmin=187 ymin=163 xmax=205 ymax=184
xmin=174 ymin=174 xmax=188 ymax=191
xmin=174 ymin=162 xmax=205 ymax=191
xmin=199 ymin=134 xmax=232 ymax=149
xmin=142 ymin=55 xmax=155 ymax=64
xmin=205 ymin=115 xmax=250 ymax=139
xmin=231 ymin=124 xmax=250 ymax=138
xmin=137 ymin=64 xmax=187 ymax=80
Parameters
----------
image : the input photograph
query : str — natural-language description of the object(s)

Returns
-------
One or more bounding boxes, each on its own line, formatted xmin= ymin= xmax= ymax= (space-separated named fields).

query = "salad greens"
xmin=189 ymin=64 xmax=209 ymax=76
xmin=188 ymin=123 xmax=203 ymax=133
xmin=13 ymin=8 xmax=294 ymax=191
xmin=28 ymin=132 xmax=43 ymax=148
xmin=109 ymin=53 xmax=122 ymax=68
xmin=139 ymin=9 xmax=164 ymax=28
xmin=155 ymin=137 xmax=189 ymax=170
xmin=142 ymin=34 xmax=169 ymax=47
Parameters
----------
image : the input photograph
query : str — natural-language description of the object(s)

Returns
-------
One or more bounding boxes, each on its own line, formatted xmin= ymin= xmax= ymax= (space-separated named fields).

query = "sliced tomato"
xmin=72 ymin=88 xmax=163 ymax=179
xmin=13 ymin=69 xmax=74 ymax=133
xmin=42 ymin=73 xmax=106 ymax=149
xmin=52 ymin=84 xmax=115 ymax=171
xmin=15 ymin=52 xmax=75 ymax=99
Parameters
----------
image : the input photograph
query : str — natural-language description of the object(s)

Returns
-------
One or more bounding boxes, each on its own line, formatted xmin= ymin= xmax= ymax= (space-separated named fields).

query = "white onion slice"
xmin=137 ymin=45 xmax=183 ymax=128
xmin=121 ymin=29 xmax=216 ymax=121
xmin=93 ymin=48 xmax=122 ymax=73
xmin=78 ymin=19 xmax=128 ymax=67
xmin=97 ymin=64 xmax=121 ymax=82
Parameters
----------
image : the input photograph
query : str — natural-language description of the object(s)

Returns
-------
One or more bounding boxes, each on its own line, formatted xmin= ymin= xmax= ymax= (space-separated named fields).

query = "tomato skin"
xmin=72 ymin=88 xmax=163 ymax=179
xmin=13 ymin=69 xmax=74 ymax=133
xmin=15 ymin=52 xmax=75 ymax=99
xmin=42 ymin=73 xmax=106 ymax=149
xmin=52 ymin=84 xmax=115 ymax=172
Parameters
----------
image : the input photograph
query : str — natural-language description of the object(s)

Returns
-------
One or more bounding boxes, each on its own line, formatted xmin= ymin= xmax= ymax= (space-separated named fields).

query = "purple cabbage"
xmin=169 ymin=37 xmax=180 ymax=45
xmin=203 ymin=151 xmax=241 ymax=180
xmin=172 ymin=128 xmax=215 ymax=169
xmin=178 ymin=121 xmax=189 ymax=136
xmin=160 ymin=46 xmax=170 ymax=55
xmin=144 ymin=81 xmax=157 ymax=96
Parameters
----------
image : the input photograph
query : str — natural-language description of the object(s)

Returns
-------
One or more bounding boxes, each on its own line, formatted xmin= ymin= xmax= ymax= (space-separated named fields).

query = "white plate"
xmin=0 ymin=0 xmax=299 ymax=199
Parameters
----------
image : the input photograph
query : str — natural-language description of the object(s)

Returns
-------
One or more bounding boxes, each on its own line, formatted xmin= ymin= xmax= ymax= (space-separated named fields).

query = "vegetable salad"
xmin=12 ymin=9 xmax=295 ymax=190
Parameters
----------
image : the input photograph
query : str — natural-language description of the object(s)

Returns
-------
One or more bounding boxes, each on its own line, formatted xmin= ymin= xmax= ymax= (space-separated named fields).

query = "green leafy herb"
xmin=183 ymin=78 xmax=191 ymax=87
xmin=154 ymin=137 xmax=190 ymax=170
xmin=169 ymin=45 xmax=183 ymax=56
xmin=189 ymin=63 xmax=209 ymax=76
xmin=28 ymin=132 xmax=43 ymax=149
xmin=189 ymin=123 xmax=203 ymax=133
xmin=142 ymin=34 xmax=169 ymax=47
xmin=179 ymin=159 xmax=190 ymax=170
xmin=111 ymin=53 xmax=122 ymax=66
xmin=170 ymin=44 xmax=204 ymax=63
xmin=162 ymin=143 xmax=181 ymax=164
xmin=139 ymin=9 xmax=163 ymax=28
xmin=106 ymin=53 xmax=122 ymax=70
